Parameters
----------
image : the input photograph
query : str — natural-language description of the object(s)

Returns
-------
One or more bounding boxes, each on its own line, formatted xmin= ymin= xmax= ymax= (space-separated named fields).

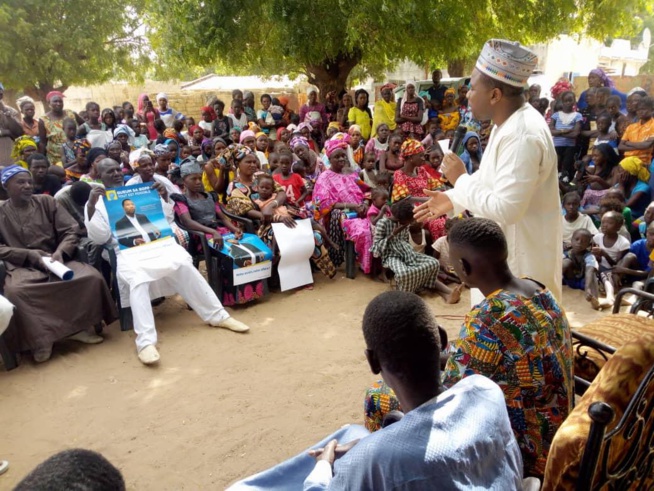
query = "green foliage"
xmin=0 ymin=0 xmax=150 ymax=102
xmin=633 ymin=12 xmax=654 ymax=74
xmin=145 ymin=0 xmax=652 ymax=91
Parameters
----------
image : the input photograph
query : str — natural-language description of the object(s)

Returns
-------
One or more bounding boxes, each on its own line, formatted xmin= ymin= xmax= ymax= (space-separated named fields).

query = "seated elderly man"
xmin=0 ymin=165 xmax=117 ymax=362
xmin=84 ymin=158 xmax=251 ymax=365
xmin=228 ymin=291 xmax=523 ymax=490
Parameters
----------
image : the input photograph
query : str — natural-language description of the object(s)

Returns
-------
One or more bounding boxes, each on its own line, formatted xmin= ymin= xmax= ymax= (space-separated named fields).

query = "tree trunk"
xmin=23 ymin=82 xmax=69 ymax=108
xmin=305 ymin=49 xmax=362 ymax=97
xmin=447 ymin=58 xmax=470 ymax=77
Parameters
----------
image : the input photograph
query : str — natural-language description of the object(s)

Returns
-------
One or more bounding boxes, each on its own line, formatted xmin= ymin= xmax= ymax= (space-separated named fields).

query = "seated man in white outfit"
xmin=228 ymin=291 xmax=523 ymax=490
xmin=84 ymin=158 xmax=251 ymax=365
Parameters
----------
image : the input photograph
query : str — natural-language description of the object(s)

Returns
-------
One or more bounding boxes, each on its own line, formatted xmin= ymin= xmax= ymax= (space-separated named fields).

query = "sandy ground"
xmin=0 ymin=273 xmax=606 ymax=490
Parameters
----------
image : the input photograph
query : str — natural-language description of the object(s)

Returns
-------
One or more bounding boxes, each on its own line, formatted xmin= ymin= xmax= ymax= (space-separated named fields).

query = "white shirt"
xmin=228 ymin=113 xmax=248 ymax=129
xmin=562 ymin=214 xmax=599 ymax=243
xmin=126 ymin=214 xmax=151 ymax=244
xmin=593 ymin=233 xmax=631 ymax=269
xmin=446 ymin=103 xmax=562 ymax=300
xmin=303 ymin=375 xmax=523 ymax=490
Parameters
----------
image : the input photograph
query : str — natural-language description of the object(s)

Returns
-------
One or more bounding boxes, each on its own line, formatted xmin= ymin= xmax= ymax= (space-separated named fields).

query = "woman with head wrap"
xmin=224 ymin=144 xmax=336 ymax=285
xmin=577 ymin=68 xmax=627 ymax=111
xmin=11 ymin=136 xmax=38 ymax=169
xmin=101 ymin=108 xmax=117 ymax=134
xmin=347 ymin=89 xmax=373 ymax=140
xmin=299 ymin=86 xmax=328 ymax=139
xmin=438 ymin=88 xmax=461 ymax=132
xmin=164 ymin=138 xmax=182 ymax=166
xmin=313 ymin=135 xmax=373 ymax=273
xmin=113 ymin=124 xmax=135 ymax=153
xmin=395 ymin=82 xmax=425 ymax=139
xmin=38 ymin=91 xmax=83 ymax=165
xmin=290 ymin=135 xmax=326 ymax=193
xmin=136 ymin=93 xmax=160 ymax=140
xmin=459 ymin=131 xmax=483 ymax=174
xmin=64 ymin=139 xmax=94 ymax=182
xmin=199 ymin=106 xmax=217 ymax=136
xmin=297 ymin=122 xmax=318 ymax=152
xmin=372 ymin=83 xmax=397 ymax=138
xmin=156 ymin=93 xmax=185 ymax=128
xmin=616 ymin=156 xmax=651 ymax=218
xmin=391 ymin=139 xmax=448 ymax=241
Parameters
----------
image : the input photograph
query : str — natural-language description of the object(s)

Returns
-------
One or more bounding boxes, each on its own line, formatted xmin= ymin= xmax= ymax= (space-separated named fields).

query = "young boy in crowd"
xmin=272 ymin=151 xmax=307 ymax=208
xmin=370 ymin=200 xmax=461 ymax=301
xmin=562 ymin=191 xmax=598 ymax=249
xmin=130 ymin=119 xmax=149 ymax=149
xmin=592 ymin=112 xmax=619 ymax=150
xmin=563 ymin=229 xmax=602 ymax=309
xmin=374 ymin=171 xmax=392 ymax=194
xmin=361 ymin=152 xmax=377 ymax=187
xmin=593 ymin=210 xmax=631 ymax=306
xmin=613 ymin=221 xmax=654 ymax=289
xmin=212 ymin=100 xmax=230 ymax=142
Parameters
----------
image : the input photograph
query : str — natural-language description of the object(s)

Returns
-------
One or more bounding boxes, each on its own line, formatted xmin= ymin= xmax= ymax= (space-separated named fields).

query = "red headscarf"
xmin=200 ymin=106 xmax=217 ymax=121
xmin=46 ymin=91 xmax=65 ymax=103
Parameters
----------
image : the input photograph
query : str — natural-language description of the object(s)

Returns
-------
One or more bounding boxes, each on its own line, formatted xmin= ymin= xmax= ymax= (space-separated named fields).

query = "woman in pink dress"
xmin=136 ymin=93 xmax=160 ymax=141
xmin=314 ymin=135 xmax=373 ymax=274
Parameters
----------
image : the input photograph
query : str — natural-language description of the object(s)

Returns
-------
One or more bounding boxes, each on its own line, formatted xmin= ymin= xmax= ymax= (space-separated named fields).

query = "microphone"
xmin=449 ymin=125 xmax=467 ymax=154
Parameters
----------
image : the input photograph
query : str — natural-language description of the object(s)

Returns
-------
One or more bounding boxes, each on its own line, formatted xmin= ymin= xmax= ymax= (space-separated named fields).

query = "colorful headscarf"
xmin=444 ymin=88 xmax=456 ymax=97
xmin=400 ymin=138 xmax=425 ymax=159
xmin=200 ymin=106 xmax=217 ymax=121
xmin=163 ymin=128 xmax=179 ymax=141
xmin=46 ymin=91 xmax=65 ymax=103
xmin=286 ymin=124 xmax=298 ymax=133
xmin=201 ymin=139 xmax=214 ymax=159
xmin=550 ymin=78 xmax=573 ymax=100
xmin=348 ymin=124 xmax=362 ymax=136
xmin=620 ymin=157 xmax=650 ymax=182
xmin=154 ymin=144 xmax=171 ymax=156
xmin=1 ymin=165 xmax=30 ymax=188
xmin=156 ymin=92 xmax=168 ymax=102
xmin=289 ymin=135 xmax=309 ymax=150
xmin=164 ymin=138 xmax=181 ymax=164
xmin=278 ymin=96 xmax=290 ymax=107
xmin=327 ymin=121 xmax=340 ymax=131
xmin=247 ymin=122 xmax=261 ymax=133
xmin=589 ymin=68 xmax=615 ymax=89
xmin=276 ymin=127 xmax=288 ymax=140
xmin=324 ymin=133 xmax=351 ymax=157
xmin=11 ymin=136 xmax=37 ymax=161
xmin=239 ymin=130 xmax=256 ymax=144
xmin=180 ymin=158 xmax=203 ymax=177
xmin=255 ymin=131 xmax=267 ymax=140
xmin=113 ymin=124 xmax=134 ymax=139
xmin=73 ymin=138 xmax=92 ymax=157
xmin=381 ymin=83 xmax=397 ymax=93
xmin=189 ymin=125 xmax=203 ymax=138
xmin=221 ymin=144 xmax=254 ymax=168
xmin=298 ymin=122 xmax=313 ymax=133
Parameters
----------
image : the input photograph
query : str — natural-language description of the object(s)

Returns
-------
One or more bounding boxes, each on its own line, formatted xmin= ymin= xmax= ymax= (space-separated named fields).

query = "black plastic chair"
xmin=106 ymin=246 xmax=134 ymax=332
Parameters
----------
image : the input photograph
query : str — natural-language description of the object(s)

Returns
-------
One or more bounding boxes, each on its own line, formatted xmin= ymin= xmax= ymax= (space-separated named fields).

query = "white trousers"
xmin=130 ymin=262 xmax=229 ymax=351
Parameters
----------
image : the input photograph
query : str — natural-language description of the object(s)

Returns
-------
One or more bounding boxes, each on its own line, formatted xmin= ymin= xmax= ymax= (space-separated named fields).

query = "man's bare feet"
xmin=446 ymin=283 xmax=465 ymax=304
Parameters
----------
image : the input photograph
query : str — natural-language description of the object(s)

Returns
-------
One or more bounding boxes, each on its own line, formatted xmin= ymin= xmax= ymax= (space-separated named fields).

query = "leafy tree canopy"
xmin=0 ymin=0 xmax=150 ymax=103
xmin=145 ymin=0 xmax=652 ymax=93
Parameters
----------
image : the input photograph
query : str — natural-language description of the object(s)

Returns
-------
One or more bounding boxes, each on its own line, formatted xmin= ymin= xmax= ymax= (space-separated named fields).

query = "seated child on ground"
xmin=592 ymin=210 xmax=631 ymax=306
xmin=432 ymin=217 xmax=462 ymax=284
xmin=562 ymin=191 xmax=598 ymax=249
xmin=562 ymin=229 xmax=602 ymax=309
xmin=598 ymin=195 xmax=632 ymax=241
xmin=612 ymin=221 xmax=654 ymax=290
xmin=361 ymin=152 xmax=377 ymax=187
xmin=370 ymin=199 xmax=462 ymax=302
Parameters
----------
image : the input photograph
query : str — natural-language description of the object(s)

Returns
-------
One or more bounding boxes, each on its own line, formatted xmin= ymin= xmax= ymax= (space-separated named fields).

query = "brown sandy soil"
xmin=0 ymin=276 xmax=606 ymax=490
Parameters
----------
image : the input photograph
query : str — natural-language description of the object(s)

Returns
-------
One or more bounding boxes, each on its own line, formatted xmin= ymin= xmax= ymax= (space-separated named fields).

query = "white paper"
xmin=271 ymin=219 xmax=315 ymax=291
xmin=43 ymin=257 xmax=74 ymax=281
xmin=437 ymin=139 xmax=450 ymax=154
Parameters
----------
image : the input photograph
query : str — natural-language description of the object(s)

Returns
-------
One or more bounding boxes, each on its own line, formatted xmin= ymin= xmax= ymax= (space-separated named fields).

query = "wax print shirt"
xmin=273 ymin=172 xmax=305 ymax=206
xmin=592 ymin=233 xmax=630 ymax=269
xmin=551 ymin=111 xmax=583 ymax=147
xmin=630 ymin=239 xmax=651 ymax=271
xmin=442 ymin=286 xmax=573 ymax=478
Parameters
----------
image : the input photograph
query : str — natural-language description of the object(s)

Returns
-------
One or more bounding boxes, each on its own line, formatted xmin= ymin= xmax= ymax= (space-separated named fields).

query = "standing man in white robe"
xmin=85 ymin=159 xmax=251 ymax=365
xmin=415 ymin=39 xmax=561 ymax=300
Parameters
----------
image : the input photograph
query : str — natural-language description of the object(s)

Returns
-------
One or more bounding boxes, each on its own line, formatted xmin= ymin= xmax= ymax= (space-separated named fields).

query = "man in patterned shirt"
xmin=442 ymin=217 xmax=573 ymax=478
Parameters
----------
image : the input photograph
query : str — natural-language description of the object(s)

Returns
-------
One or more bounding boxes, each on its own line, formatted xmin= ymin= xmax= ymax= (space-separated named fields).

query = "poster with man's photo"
xmin=105 ymin=184 xmax=173 ymax=251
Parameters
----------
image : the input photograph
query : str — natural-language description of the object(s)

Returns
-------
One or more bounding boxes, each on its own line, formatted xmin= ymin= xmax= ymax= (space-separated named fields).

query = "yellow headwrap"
xmin=620 ymin=156 xmax=650 ymax=182
xmin=445 ymin=88 xmax=456 ymax=96
xmin=11 ymin=136 xmax=37 ymax=161
xmin=327 ymin=121 xmax=340 ymax=131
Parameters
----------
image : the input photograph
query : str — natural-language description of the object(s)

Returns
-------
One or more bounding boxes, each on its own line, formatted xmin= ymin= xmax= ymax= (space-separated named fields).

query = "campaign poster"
xmin=208 ymin=233 xmax=273 ymax=286
xmin=104 ymin=184 xmax=173 ymax=251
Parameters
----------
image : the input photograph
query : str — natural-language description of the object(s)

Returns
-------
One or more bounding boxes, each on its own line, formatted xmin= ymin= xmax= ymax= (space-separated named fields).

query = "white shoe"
xmin=211 ymin=316 xmax=250 ymax=333
xmin=68 ymin=330 xmax=104 ymax=344
xmin=33 ymin=346 xmax=53 ymax=363
xmin=0 ymin=460 xmax=8 ymax=476
xmin=138 ymin=345 xmax=160 ymax=365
